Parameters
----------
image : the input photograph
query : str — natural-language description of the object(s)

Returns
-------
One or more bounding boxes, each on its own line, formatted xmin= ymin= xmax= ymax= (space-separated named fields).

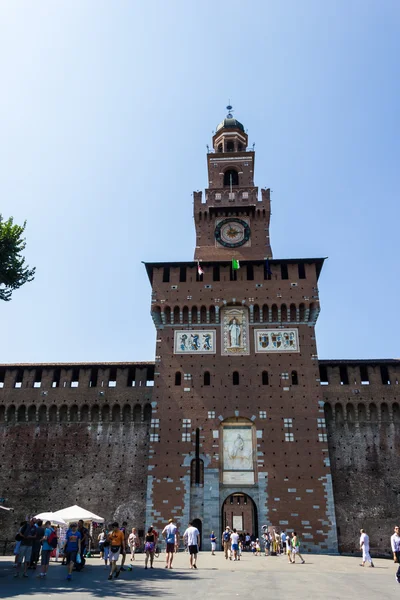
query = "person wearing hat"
xmin=162 ymin=518 xmax=179 ymax=569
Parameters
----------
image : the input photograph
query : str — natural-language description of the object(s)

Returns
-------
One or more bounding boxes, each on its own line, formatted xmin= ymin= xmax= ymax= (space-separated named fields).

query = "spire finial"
xmin=226 ymin=102 xmax=233 ymax=118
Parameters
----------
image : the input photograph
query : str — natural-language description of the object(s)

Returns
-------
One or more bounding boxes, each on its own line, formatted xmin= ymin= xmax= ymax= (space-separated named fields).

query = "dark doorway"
xmin=192 ymin=518 xmax=202 ymax=550
xmin=221 ymin=493 xmax=258 ymax=538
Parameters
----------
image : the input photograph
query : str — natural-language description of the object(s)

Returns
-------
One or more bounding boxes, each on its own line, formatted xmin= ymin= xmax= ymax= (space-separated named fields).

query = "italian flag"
xmin=232 ymin=258 xmax=240 ymax=270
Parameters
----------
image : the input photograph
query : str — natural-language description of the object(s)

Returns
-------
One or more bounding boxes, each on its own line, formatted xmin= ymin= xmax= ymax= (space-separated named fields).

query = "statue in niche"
xmin=228 ymin=317 xmax=241 ymax=348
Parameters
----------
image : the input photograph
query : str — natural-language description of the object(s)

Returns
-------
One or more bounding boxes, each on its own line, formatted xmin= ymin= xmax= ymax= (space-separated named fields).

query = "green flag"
xmin=232 ymin=258 xmax=240 ymax=270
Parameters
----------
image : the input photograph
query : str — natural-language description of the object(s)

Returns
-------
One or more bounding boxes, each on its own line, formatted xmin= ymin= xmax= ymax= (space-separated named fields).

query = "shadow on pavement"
xmin=0 ymin=559 xmax=195 ymax=598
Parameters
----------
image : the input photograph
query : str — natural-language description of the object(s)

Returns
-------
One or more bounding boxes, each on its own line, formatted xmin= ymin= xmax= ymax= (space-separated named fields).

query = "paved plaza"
xmin=0 ymin=552 xmax=399 ymax=600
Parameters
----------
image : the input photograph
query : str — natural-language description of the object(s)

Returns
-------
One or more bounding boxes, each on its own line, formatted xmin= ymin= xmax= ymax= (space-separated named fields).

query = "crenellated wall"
xmin=320 ymin=360 xmax=400 ymax=555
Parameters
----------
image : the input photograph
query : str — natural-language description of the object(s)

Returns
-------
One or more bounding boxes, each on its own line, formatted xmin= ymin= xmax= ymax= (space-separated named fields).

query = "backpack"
xmin=223 ymin=532 xmax=230 ymax=542
xmin=47 ymin=530 xmax=58 ymax=549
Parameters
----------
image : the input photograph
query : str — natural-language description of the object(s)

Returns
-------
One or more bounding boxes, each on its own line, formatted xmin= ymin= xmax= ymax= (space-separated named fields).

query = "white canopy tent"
xmin=34 ymin=511 xmax=67 ymax=525
xmin=53 ymin=505 xmax=104 ymax=523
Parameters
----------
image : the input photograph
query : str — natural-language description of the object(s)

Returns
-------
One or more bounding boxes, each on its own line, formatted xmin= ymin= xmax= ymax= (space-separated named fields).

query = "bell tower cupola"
xmin=194 ymin=107 xmax=272 ymax=262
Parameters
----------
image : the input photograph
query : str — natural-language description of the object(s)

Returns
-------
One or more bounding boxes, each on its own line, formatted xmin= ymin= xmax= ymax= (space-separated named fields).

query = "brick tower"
xmin=144 ymin=108 xmax=338 ymax=553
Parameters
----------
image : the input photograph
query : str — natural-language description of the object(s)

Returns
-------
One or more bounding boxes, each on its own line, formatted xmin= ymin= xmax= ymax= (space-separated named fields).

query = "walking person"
xmin=291 ymin=532 xmax=305 ymax=564
xmin=222 ymin=526 xmax=231 ymax=560
xmin=107 ymin=522 xmax=125 ymax=580
xmin=119 ymin=522 xmax=129 ymax=572
xmin=391 ymin=525 xmax=400 ymax=584
xmin=39 ymin=520 xmax=56 ymax=578
xmin=76 ymin=520 xmax=89 ymax=571
xmin=210 ymin=531 xmax=217 ymax=555
xmin=359 ymin=529 xmax=374 ymax=567
xmin=31 ymin=519 xmax=45 ymax=569
xmin=14 ymin=518 xmax=37 ymax=578
xmin=98 ymin=528 xmax=106 ymax=560
xmin=162 ymin=518 xmax=178 ymax=569
xmin=63 ymin=523 xmax=82 ymax=581
xmin=231 ymin=528 xmax=240 ymax=561
xmin=183 ymin=521 xmax=200 ymax=570
xmin=144 ymin=526 xmax=156 ymax=569
xmin=285 ymin=533 xmax=292 ymax=563
xmin=128 ymin=527 xmax=138 ymax=562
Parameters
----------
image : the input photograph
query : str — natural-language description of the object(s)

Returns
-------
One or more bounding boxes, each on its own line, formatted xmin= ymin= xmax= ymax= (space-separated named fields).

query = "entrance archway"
xmin=192 ymin=518 xmax=202 ymax=550
xmin=221 ymin=493 xmax=258 ymax=538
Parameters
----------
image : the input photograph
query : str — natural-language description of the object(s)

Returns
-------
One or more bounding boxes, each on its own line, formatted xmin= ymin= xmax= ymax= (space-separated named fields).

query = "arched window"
xmin=182 ymin=306 xmax=189 ymax=324
xmin=262 ymin=304 xmax=269 ymax=322
xmin=80 ymin=405 xmax=89 ymax=421
xmin=144 ymin=403 xmax=152 ymax=422
xmin=335 ymin=403 xmax=344 ymax=424
xmin=70 ymin=405 xmax=79 ymax=422
xmin=357 ymin=403 xmax=367 ymax=422
xmin=152 ymin=306 xmax=162 ymax=326
xmin=175 ymin=372 xmax=182 ymax=386
xmin=324 ymin=402 xmax=333 ymax=423
xmin=191 ymin=306 xmax=198 ymax=324
xmin=17 ymin=405 xmax=26 ymax=422
xmin=381 ymin=403 xmax=390 ymax=422
xmin=299 ymin=303 xmax=306 ymax=321
xmin=173 ymin=306 xmax=180 ymax=324
xmin=217 ymin=143 xmax=223 ymax=153
xmin=133 ymin=404 xmax=141 ymax=423
xmin=271 ymin=304 xmax=278 ymax=321
xmin=393 ymin=403 xmax=400 ymax=423
xmin=122 ymin=404 xmax=131 ymax=422
xmin=369 ymin=403 xmax=378 ymax=422
xmin=209 ymin=305 xmax=216 ymax=323
xmin=223 ymin=169 xmax=239 ymax=187
xmin=112 ymin=404 xmax=121 ymax=422
xmin=262 ymin=371 xmax=269 ymax=385
xmin=0 ymin=406 xmax=5 ymax=422
xmin=346 ymin=403 xmax=355 ymax=423
xmin=226 ymin=141 xmax=234 ymax=152
xmin=291 ymin=370 xmax=298 ymax=385
xmin=281 ymin=304 xmax=288 ymax=322
xmin=101 ymin=404 xmax=110 ymax=422
xmin=164 ymin=306 xmax=171 ymax=324
xmin=6 ymin=405 xmax=15 ymax=421
xmin=27 ymin=405 xmax=36 ymax=422
xmin=204 ymin=371 xmax=211 ymax=386
xmin=48 ymin=405 xmax=57 ymax=422
xmin=38 ymin=405 xmax=47 ymax=423
xmin=253 ymin=304 xmax=260 ymax=322
xmin=290 ymin=304 xmax=297 ymax=322
xmin=91 ymin=404 xmax=99 ymax=422
xmin=200 ymin=306 xmax=207 ymax=323
xmin=233 ymin=371 xmax=239 ymax=385
xmin=59 ymin=405 xmax=68 ymax=422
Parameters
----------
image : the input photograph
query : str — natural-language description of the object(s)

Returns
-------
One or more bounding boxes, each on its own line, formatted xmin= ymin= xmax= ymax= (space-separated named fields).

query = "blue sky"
xmin=1 ymin=0 xmax=399 ymax=363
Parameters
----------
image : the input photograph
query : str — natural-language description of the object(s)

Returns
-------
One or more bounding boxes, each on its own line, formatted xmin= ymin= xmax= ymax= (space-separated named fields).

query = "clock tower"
xmin=144 ymin=109 xmax=338 ymax=555
xmin=194 ymin=107 xmax=272 ymax=261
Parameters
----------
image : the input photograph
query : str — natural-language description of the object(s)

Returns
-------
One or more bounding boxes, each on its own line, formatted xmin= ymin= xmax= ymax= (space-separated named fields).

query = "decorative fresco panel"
xmin=223 ymin=426 xmax=254 ymax=471
xmin=254 ymin=329 xmax=300 ymax=353
xmin=174 ymin=330 xmax=216 ymax=354
xmin=221 ymin=307 xmax=250 ymax=356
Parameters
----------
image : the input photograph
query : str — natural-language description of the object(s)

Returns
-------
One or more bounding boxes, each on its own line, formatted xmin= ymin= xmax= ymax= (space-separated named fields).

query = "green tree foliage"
xmin=0 ymin=215 xmax=36 ymax=301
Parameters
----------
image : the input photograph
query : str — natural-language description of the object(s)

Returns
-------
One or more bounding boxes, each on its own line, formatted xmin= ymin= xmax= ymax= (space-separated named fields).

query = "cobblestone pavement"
xmin=0 ymin=552 xmax=399 ymax=599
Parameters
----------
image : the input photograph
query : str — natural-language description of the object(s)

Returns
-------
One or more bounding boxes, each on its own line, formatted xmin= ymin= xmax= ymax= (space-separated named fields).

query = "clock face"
xmin=215 ymin=218 xmax=251 ymax=248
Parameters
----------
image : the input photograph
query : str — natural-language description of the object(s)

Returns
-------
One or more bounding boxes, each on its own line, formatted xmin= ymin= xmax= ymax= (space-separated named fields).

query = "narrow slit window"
xmin=163 ymin=267 xmax=170 ymax=283
xmin=175 ymin=372 xmax=182 ymax=386
xmin=298 ymin=263 xmax=306 ymax=279
xmin=339 ymin=366 xmax=349 ymax=385
xmin=213 ymin=266 xmax=220 ymax=281
xmin=233 ymin=371 xmax=239 ymax=385
xmin=262 ymin=371 xmax=269 ymax=385
xmin=179 ymin=267 xmax=187 ymax=282
xmin=281 ymin=263 xmax=289 ymax=280
xmin=247 ymin=264 xmax=254 ymax=280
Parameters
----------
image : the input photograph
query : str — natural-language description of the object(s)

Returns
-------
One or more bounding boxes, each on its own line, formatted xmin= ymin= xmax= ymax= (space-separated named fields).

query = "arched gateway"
xmin=221 ymin=493 xmax=258 ymax=538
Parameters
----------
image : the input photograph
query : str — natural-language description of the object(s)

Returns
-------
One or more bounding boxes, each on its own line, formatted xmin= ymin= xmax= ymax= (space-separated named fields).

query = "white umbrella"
xmin=53 ymin=504 xmax=104 ymax=523
xmin=34 ymin=511 xmax=67 ymax=525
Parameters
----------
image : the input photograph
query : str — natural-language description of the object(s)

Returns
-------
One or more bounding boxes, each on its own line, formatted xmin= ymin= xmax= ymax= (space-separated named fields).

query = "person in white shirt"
xmin=162 ymin=519 xmax=178 ymax=569
xmin=391 ymin=525 xmax=400 ymax=583
xmin=183 ymin=522 xmax=200 ymax=570
xmin=359 ymin=529 xmax=374 ymax=567
xmin=230 ymin=529 xmax=240 ymax=561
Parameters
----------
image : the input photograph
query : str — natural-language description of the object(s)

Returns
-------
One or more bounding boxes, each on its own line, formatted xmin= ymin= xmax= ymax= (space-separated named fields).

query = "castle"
xmin=1 ymin=110 xmax=399 ymax=554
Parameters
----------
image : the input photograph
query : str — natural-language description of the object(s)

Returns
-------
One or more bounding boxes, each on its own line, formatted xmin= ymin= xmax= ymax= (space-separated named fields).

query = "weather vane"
xmin=226 ymin=102 xmax=233 ymax=118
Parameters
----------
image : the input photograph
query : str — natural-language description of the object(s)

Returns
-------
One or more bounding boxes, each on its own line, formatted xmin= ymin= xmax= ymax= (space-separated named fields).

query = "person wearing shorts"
xmin=162 ymin=518 xmax=178 ymax=569
xmin=291 ymin=532 xmax=305 ymax=564
xmin=210 ymin=531 xmax=217 ymax=555
xmin=15 ymin=519 xmax=37 ymax=578
xmin=183 ymin=521 xmax=200 ymax=570
xmin=107 ymin=522 xmax=125 ymax=580
xmin=144 ymin=527 xmax=156 ymax=569
xmin=63 ymin=523 xmax=82 ymax=581
xmin=230 ymin=528 xmax=239 ymax=561
xmin=128 ymin=527 xmax=138 ymax=563
xmin=40 ymin=521 xmax=55 ymax=578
